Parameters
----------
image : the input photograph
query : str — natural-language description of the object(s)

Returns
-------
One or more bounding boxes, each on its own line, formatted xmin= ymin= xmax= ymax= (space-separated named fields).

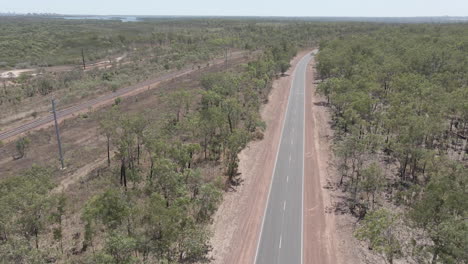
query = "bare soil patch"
xmin=0 ymin=53 xmax=127 ymax=79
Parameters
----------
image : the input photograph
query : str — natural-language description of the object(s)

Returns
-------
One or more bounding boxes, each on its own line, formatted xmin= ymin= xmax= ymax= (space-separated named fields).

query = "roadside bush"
xmin=14 ymin=137 xmax=30 ymax=160
xmin=253 ymin=130 xmax=264 ymax=140
xmin=36 ymin=78 xmax=54 ymax=95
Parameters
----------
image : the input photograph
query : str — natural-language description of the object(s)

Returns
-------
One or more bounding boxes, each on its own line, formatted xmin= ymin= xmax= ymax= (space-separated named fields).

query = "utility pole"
xmin=81 ymin=48 xmax=86 ymax=70
xmin=52 ymin=99 xmax=65 ymax=169
xmin=224 ymin=47 xmax=228 ymax=69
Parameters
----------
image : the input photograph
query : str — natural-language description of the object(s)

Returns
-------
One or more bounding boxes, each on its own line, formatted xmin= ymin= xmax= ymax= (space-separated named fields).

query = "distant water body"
xmin=61 ymin=16 xmax=139 ymax=22
xmin=56 ymin=16 xmax=468 ymax=23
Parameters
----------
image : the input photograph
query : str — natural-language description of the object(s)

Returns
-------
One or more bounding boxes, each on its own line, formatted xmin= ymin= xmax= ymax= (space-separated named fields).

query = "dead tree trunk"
xmin=120 ymin=158 xmax=127 ymax=190
xmin=81 ymin=49 xmax=86 ymax=70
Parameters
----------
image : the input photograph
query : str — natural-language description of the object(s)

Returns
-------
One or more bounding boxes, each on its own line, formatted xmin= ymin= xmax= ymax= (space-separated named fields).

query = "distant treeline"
xmin=0 ymin=17 xmax=379 ymax=68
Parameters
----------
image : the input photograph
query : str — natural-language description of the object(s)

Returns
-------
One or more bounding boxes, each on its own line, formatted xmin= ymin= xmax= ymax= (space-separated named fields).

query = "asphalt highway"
xmin=255 ymin=52 xmax=313 ymax=264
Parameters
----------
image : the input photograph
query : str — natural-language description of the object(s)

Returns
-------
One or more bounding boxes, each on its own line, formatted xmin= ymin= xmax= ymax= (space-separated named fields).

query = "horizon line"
xmin=1 ymin=12 xmax=468 ymax=18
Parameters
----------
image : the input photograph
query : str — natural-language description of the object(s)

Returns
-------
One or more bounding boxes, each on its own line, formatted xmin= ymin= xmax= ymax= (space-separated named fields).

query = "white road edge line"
xmin=301 ymin=52 xmax=314 ymax=264
xmin=254 ymin=52 xmax=302 ymax=264
xmin=301 ymin=53 xmax=309 ymax=264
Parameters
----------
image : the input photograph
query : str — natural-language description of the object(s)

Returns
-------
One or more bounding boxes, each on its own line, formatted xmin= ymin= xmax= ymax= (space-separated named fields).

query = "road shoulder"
xmin=303 ymin=54 xmax=339 ymax=263
xmin=303 ymin=55 xmax=360 ymax=264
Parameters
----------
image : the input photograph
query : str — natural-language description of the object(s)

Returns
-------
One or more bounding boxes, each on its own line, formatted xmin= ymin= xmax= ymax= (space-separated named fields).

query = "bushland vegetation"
xmin=0 ymin=17 xmax=377 ymax=68
xmin=0 ymin=18 xmax=375 ymax=122
xmin=316 ymin=24 xmax=467 ymax=263
xmin=0 ymin=33 xmax=300 ymax=262
xmin=0 ymin=18 xmax=393 ymax=263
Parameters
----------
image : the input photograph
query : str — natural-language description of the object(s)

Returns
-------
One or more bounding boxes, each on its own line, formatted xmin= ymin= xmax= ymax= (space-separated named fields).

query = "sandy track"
xmin=51 ymin=154 xmax=110 ymax=194
xmin=210 ymin=50 xmax=312 ymax=264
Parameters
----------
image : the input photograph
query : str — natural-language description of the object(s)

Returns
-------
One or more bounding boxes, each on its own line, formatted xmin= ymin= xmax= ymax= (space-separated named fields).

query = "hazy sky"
xmin=2 ymin=0 xmax=467 ymax=17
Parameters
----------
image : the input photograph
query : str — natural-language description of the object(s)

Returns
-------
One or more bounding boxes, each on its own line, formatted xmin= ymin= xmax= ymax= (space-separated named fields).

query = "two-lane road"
xmin=255 ymin=52 xmax=313 ymax=264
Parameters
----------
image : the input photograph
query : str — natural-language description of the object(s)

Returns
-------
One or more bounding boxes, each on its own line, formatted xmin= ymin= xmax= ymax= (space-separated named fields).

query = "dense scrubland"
xmin=316 ymin=24 xmax=468 ymax=264
xmin=0 ymin=18 xmax=378 ymax=263
xmin=0 ymin=17 xmax=371 ymax=68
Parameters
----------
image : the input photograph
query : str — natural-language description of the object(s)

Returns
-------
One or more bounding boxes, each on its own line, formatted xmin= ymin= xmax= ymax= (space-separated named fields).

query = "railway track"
xmin=0 ymin=51 xmax=248 ymax=141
